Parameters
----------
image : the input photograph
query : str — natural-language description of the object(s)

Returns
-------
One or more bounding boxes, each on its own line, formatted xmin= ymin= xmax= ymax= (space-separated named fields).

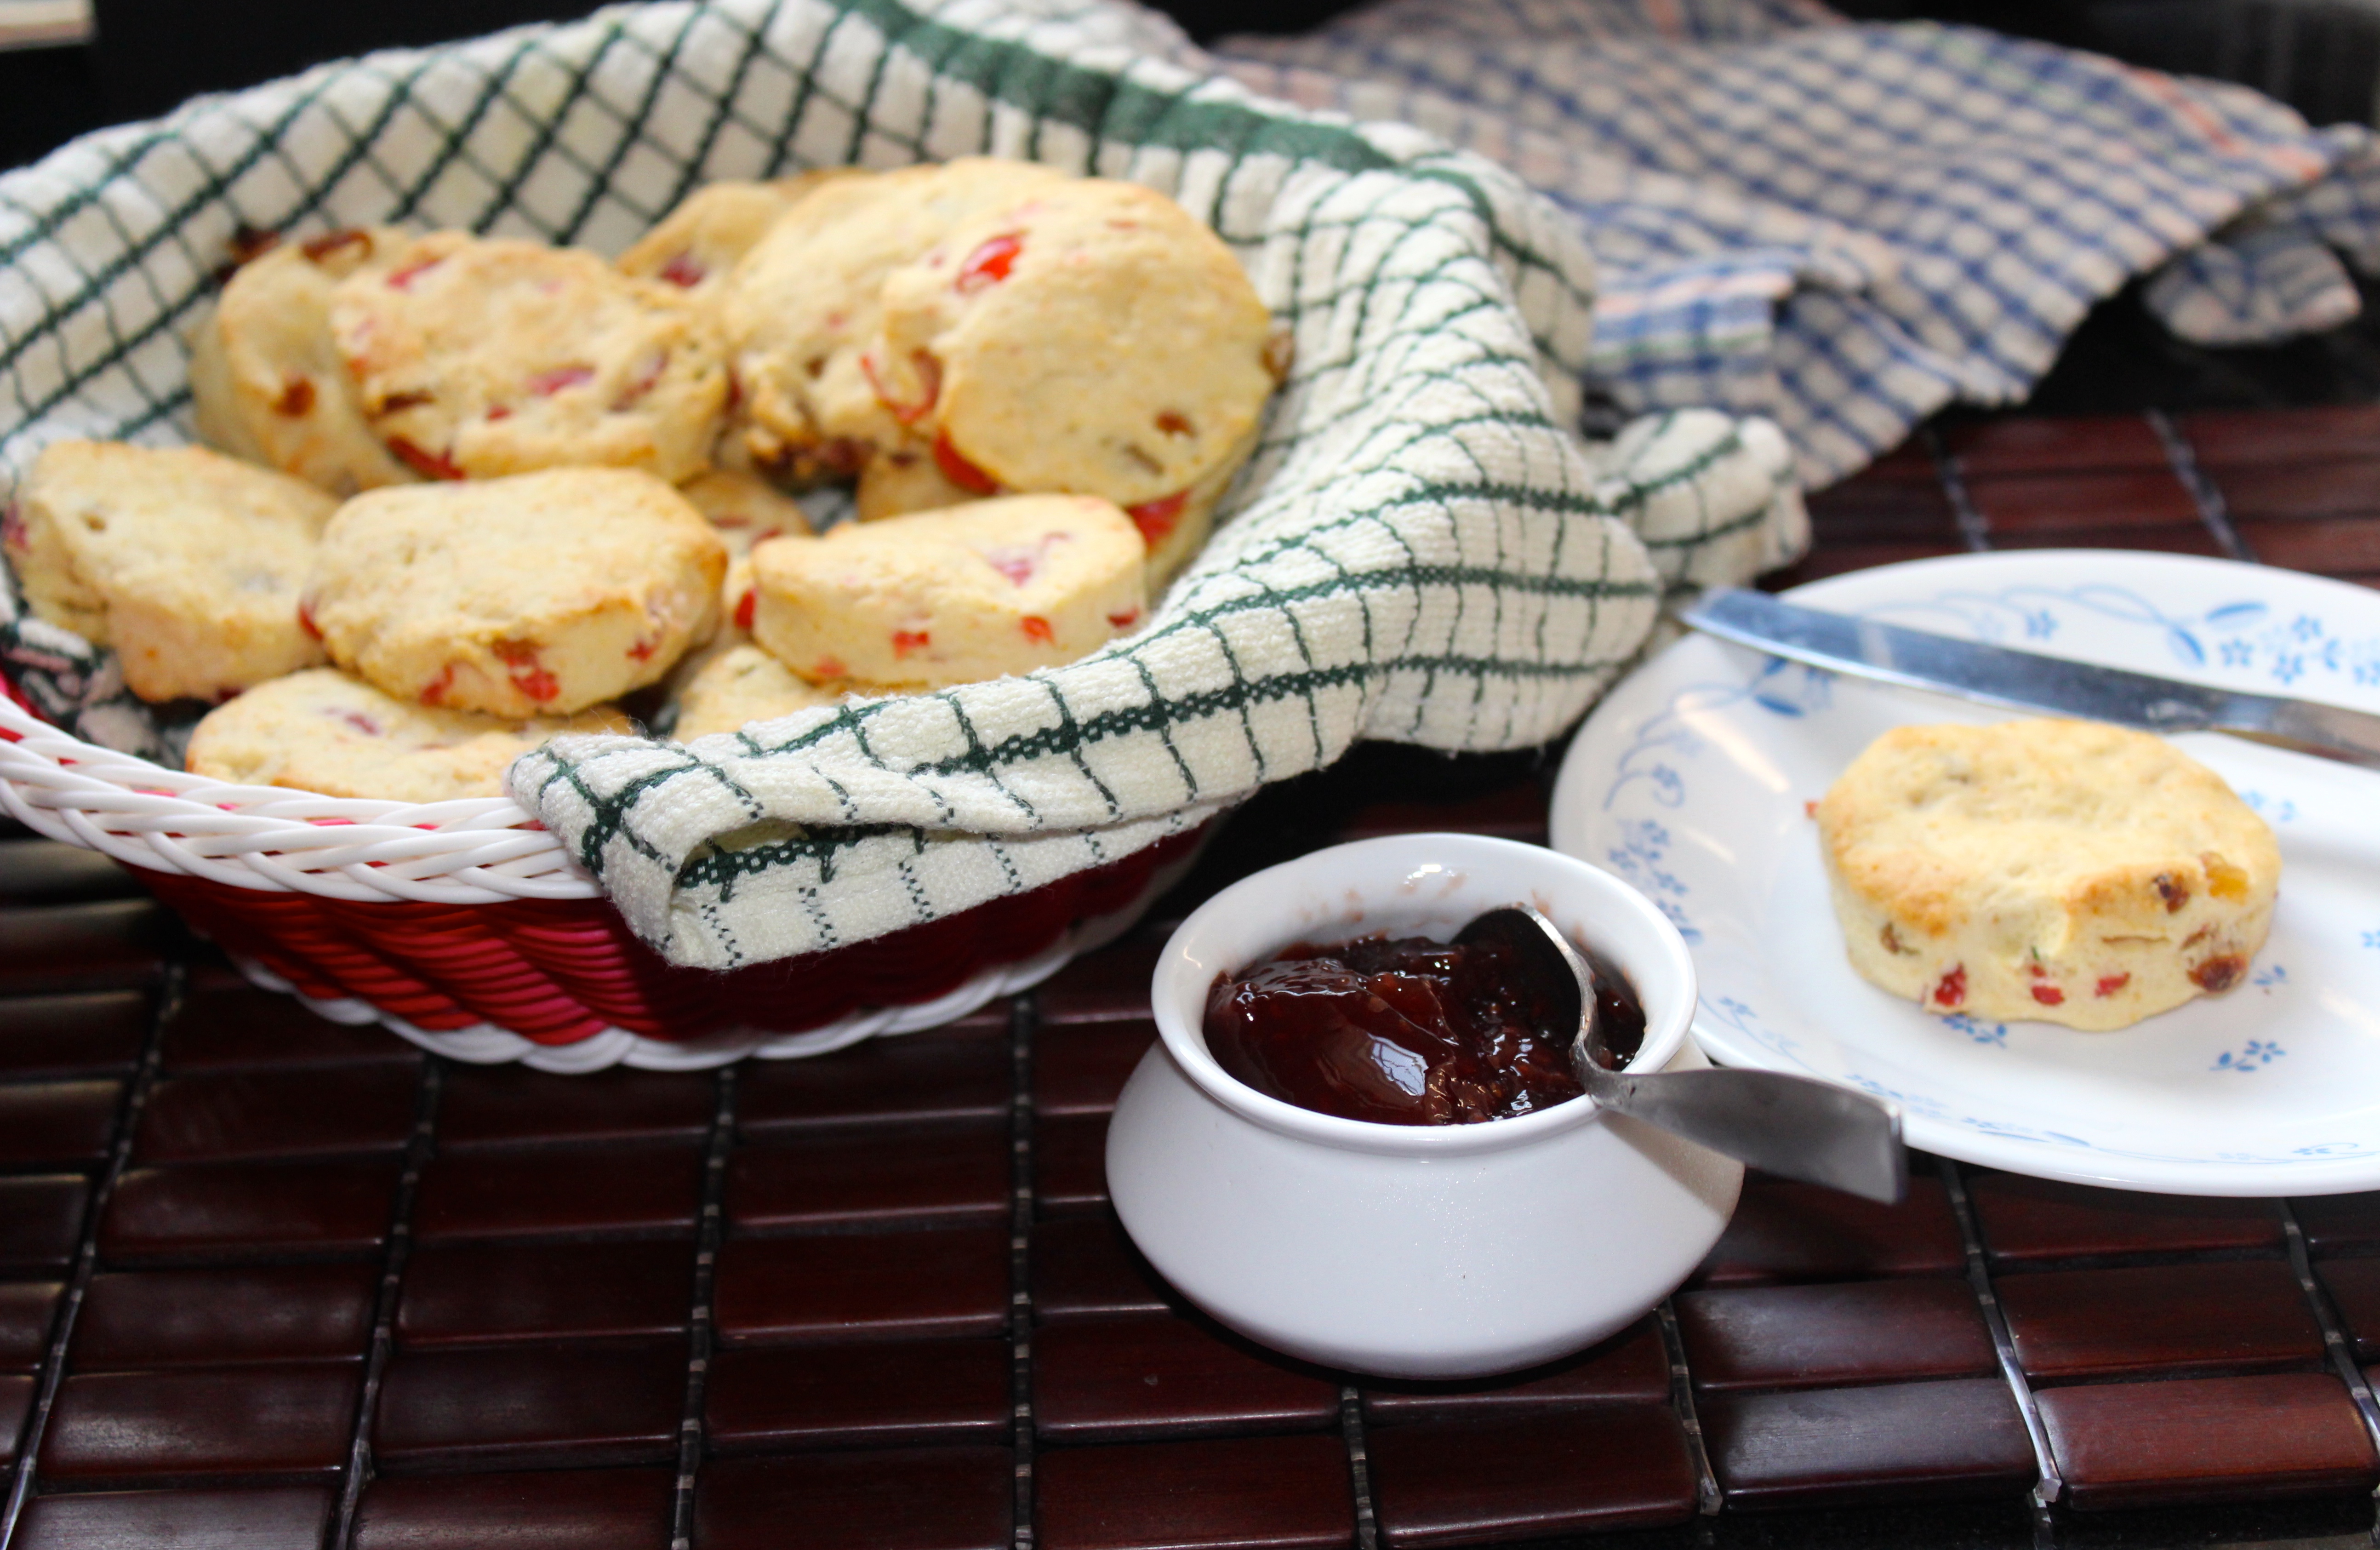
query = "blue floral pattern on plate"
xmin=1856 ymin=583 xmax=2380 ymax=688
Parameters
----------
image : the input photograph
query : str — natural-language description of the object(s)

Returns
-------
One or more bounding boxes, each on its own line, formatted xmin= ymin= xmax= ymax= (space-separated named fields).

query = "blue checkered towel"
xmin=1206 ymin=0 xmax=2380 ymax=484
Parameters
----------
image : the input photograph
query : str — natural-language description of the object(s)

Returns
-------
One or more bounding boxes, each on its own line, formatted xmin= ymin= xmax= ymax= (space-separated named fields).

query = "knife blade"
xmin=1675 ymin=587 xmax=2380 ymax=772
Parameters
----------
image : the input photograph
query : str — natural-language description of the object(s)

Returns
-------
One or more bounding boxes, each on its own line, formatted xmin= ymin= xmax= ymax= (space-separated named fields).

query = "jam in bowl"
xmin=1103 ymin=832 xmax=1742 ymax=1379
xmin=1203 ymin=931 xmax=1646 ymax=1124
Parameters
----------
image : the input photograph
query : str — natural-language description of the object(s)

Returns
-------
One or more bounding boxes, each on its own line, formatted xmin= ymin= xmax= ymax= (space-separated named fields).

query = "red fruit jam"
xmin=1202 ymin=931 xmax=1645 ymax=1126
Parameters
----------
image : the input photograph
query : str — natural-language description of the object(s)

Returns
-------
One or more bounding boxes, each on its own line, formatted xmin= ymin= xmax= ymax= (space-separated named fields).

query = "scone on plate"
xmin=748 ymin=493 xmax=1145 ymax=689
xmin=9 ymin=440 xmax=335 ymax=702
xmin=186 ymin=667 xmax=629 ymax=803
xmin=673 ymin=643 xmax=845 ymax=740
xmin=1816 ymin=719 xmax=2281 ymax=1031
xmin=865 ymin=178 xmax=1282 ymax=581
xmin=189 ymin=227 xmax=419 ymax=496
xmin=328 ymin=231 xmax=729 ymax=483
xmin=305 ymin=468 xmax=727 ymax=717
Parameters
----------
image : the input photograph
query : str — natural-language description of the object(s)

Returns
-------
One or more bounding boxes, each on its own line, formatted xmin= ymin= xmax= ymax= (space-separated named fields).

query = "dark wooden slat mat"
xmin=5 ymin=406 xmax=2380 ymax=1549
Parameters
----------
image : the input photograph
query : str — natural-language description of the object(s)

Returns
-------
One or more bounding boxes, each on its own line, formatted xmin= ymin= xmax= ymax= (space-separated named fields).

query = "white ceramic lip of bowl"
xmin=1148 ymin=831 xmax=1700 ymax=1155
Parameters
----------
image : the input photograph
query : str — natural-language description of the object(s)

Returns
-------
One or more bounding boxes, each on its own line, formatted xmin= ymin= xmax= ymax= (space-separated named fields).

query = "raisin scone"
xmin=748 ymin=494 xmax=1144 ymax=689
xmin=186 ymin=667 xmax=630 ymax=803
xmin=190 ymin=227 xmax=419 ymax=496
xmin=329 ymin=231 xmax=729 ymax=483
xmin=673 ymin=642 xmax=845 ymax=740
xmin=615 ymin=172 xmax=856 ymax=294
xmin=1816 ymin=719 xmax=2281 ymax=1031
xmin=305 ymin=468 xmax=727 ymax=717
xmin=9 ymin=440 xmax=335 ymax=702
xmin=719 ymin=159 xmax=1065 ymax=483
xmin=865 ymin=177 xmax=1282 ymax=581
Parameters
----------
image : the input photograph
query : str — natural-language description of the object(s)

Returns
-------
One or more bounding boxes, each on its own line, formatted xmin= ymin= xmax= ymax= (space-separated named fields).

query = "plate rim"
xmin=1552 ymin=549 xmax=2380 ymax=1196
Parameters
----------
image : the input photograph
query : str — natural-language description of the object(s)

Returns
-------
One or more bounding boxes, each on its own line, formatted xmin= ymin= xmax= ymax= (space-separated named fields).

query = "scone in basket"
xmin=0 ymin=0 xmax=1802 ymax=1070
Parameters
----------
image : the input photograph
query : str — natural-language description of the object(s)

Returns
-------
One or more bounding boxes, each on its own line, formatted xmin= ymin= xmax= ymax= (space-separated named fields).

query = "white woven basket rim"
xmin=0 ymin=696 xmax=592 ymax=904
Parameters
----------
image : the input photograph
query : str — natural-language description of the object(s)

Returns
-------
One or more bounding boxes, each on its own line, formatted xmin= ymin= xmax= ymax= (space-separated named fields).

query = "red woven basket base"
xmin=133 ymin=827 xmax=1204 ymax=1046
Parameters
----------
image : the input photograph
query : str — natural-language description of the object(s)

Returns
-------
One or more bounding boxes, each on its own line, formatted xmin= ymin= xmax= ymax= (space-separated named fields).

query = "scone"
xmin=329 ymin=231 xmax=729 ymax=483
xmin=673 ymin=643 xmax=845 ymax=740
xmin=615 ymin=172 xmax=854 ymax=293
xmin=305 ymin=468 xmax=728 ymax=717
xmin=186 ymin=667 xmax=630 ymax=803
xmin=719 ymin=158 xmax=1066 ymax=482
xmin=190 ymin=227 xmax=419 ymax=496
xmin=748 ymin=494 xmax=1145 ymax=688
xmin=1816 ymin=719 xmax=2281 ymax=1031
xmin=9 ymin=440 xmax=335 ymax=702
xmin=865 ymin=178 xmax=1280 ymax=580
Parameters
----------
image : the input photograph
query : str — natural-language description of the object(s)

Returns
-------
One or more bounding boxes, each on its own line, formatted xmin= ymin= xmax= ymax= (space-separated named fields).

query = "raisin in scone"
xmin=1817 ymin=719 xmax=2281 ymax=1031
xmin=748 ymin=494 xmax=1144 ymax=689
xmin=306 ymin=468 xmax=727 ymax=717
xmin=865 ymin=178 xmax=1281 ymax=581
xmin=616 ymin=172 xmax=855 ymax=294
xmin=719 ymin=159 xmax=1065 ymax=482
xmin=673 ymin=643 xmax=845 ymax=740
xmin=9 ymin=440 xmax=335 ymax=702
xmin=186 ymin=667 xmax=630 ymax=803
xmin=329 ymin=232 xmax=728 ymax=483
xmin=190 ymin=227 xmax=419 ymax=496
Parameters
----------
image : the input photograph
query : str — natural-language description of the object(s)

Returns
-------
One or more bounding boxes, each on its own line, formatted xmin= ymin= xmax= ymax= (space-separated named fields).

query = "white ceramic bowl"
xmin=1105 ymin=832 xmax=1744 ymax=1379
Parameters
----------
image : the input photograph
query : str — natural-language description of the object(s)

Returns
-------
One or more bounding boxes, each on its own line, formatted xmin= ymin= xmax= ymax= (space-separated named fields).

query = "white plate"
xmin=1552 ymin=551 xmax=2380 ymax=1195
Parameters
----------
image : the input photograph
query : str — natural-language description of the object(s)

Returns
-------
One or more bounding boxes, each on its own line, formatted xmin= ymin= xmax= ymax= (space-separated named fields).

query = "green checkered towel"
xmin=0 ymin=0 xmax=1804 ymax=967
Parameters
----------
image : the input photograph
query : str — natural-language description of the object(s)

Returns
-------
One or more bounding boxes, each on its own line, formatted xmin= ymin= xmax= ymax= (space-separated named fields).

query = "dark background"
xmin=10 ymin=0 xmax=2378 ymax=175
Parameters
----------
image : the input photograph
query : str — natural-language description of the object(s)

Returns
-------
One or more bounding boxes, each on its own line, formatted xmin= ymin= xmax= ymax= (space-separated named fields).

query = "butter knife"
xmin=1675 ymin=588 xmax=2380 ymax=772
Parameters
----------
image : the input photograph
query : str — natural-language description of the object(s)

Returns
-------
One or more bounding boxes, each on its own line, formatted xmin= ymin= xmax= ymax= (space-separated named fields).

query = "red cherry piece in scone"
xmin=748 ymin=494 xmax=1145 ymax=690
xmin=13 ymin=440 xmax=336 ymax=703
xmin=185 ymin=666 xmax=630 ymax=803
xmin=305 ymin=468 xmax=727 ymax=717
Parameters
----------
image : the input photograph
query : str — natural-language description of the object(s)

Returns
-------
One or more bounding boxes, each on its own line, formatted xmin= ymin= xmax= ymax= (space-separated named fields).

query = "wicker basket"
xmin=0 ymin=692 xmax=1204 ymax=1069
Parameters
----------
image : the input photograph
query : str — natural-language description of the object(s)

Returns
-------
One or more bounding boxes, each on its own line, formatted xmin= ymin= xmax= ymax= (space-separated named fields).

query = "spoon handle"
xmin=1589 ymin=1067 xmax=1908 ymax=1204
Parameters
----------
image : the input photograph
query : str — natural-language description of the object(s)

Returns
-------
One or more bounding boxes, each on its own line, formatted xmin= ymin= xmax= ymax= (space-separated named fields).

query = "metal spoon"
xmin=1454 ymin=906 xmax=1909 ymax=1204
